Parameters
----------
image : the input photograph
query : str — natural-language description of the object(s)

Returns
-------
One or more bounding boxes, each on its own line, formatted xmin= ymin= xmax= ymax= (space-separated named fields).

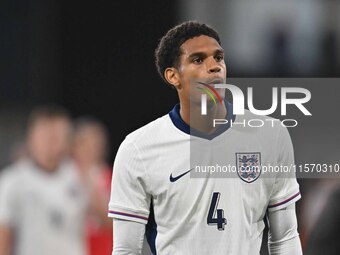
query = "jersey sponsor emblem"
xmin=169 ymin=168 xmax=193 ymax=182
xmin=236 ymin=153 xmax=262 ymax=183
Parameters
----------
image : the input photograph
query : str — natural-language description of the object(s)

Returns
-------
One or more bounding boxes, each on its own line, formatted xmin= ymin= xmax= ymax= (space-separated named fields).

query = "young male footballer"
xmin=108 ymin=21 xmax=303 ymax=255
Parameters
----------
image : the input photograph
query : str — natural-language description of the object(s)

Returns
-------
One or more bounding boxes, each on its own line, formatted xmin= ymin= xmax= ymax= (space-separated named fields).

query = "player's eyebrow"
xmin=214 ymin=48 xmax=224 ymax=55
xmin=187 ymin=48 xmax=224 ymax=59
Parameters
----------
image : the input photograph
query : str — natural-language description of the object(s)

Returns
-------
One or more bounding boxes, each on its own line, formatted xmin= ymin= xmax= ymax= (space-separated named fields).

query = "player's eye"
xmin=215 ymin=55 xmax=224 ymax=62
xmin=192 ymin=58 xmax=203 ymax=64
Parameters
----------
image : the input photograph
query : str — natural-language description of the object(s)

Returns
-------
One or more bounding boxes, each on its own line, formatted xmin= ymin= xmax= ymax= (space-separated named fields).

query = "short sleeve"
xmin=108 ymin=138 xmax=151 ymax=224
xmin=0 ymin=170 xmax=19 ymax=226
xmin=268 ymin=126 xmax=301 ymax=212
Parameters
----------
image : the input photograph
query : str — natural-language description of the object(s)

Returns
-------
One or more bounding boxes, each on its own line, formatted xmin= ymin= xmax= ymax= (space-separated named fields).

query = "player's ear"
xmin=164 ymin=67 xmax=181 ymax=90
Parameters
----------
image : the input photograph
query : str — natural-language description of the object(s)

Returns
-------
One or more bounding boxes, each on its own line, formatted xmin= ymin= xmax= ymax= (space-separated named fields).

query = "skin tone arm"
xmin=0 ymin=224 xmax=11 ymax=255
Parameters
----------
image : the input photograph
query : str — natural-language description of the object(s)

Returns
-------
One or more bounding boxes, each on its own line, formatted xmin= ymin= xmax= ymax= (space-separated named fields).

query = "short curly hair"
xmin=155 ymin=21 xmax=221 ymax=83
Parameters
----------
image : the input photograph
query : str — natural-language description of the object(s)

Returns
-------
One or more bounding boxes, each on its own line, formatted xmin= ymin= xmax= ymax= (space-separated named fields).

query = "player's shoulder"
xmin=236 ymin=109 xmax=290 ymax=137
xmin=0 ymin=159 xmax=31 ymax=188
xmin=242 ymin=109 xmax=279 ymax=125
xmin=0 ymin=159 xmax=30 ymax=176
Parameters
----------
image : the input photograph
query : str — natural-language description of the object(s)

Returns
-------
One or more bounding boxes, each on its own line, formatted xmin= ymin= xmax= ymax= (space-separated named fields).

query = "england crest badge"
xmin=236 ymin=153 xmax=261 ymax=183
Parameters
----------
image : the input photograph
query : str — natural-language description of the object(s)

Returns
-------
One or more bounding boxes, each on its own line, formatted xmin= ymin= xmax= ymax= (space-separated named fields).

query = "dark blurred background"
xmin=1 ymin=0 xmax=340 ymax=254
xmin=0 ymin=0 xmax=178 ymax=166
xmin=1 ymin=0 xmax=340 ymax=164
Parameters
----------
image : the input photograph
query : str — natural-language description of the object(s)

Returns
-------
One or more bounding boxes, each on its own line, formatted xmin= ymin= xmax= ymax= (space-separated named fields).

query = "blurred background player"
xmin=0 ymin=105 xmax=88 ymax=255
xmin=72 ymin=117 xmax=113 ymax=255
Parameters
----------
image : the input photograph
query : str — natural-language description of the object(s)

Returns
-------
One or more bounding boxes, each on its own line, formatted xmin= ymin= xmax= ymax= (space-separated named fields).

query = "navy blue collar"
xmin=169 ymin=100 xmax=236 ymax=140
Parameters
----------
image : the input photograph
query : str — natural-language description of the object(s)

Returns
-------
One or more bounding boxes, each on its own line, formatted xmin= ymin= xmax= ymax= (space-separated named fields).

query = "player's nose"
xmin=207 ymin=59 xmax=221 ymax=74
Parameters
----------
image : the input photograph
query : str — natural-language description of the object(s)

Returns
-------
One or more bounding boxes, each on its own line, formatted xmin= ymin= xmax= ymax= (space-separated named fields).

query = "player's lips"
xmin=205 ymin=78 xmax=224 ymax=85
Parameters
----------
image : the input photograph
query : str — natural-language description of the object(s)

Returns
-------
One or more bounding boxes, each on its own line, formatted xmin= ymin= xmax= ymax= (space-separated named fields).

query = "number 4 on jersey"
xmin=207 ymin=192 xmax=227 ymax=231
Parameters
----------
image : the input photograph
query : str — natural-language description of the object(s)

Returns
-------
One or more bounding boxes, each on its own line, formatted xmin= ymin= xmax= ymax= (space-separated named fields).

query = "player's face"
xmin=72 ymin=126 xmax=107 ymax=164
xmin=28 ymin=117 xmax=71 ymax=171
xmin=177 ymin=35 xmax=227 ymax=105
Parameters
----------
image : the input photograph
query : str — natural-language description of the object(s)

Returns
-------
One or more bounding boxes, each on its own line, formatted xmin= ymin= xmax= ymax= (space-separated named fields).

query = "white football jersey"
xmin=0 ymin=159 xmax=88 ymax=255
xmin=108 ymin=102 xmax=301 ymax=255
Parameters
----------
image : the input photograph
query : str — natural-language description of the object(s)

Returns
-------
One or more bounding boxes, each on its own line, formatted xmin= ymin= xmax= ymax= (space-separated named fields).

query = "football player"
xmin=108 ymin=21 xmax=302 ymax=255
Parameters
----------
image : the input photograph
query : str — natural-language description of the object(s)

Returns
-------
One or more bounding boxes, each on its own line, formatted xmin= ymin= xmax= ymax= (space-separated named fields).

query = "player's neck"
xmin=30 ymin=154 xmax=60 ymax=173
xmin=179 ymin=100 xmax=227 ymax=133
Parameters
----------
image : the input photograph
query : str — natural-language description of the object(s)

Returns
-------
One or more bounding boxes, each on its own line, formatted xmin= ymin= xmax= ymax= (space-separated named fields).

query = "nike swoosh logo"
xmin=169 ymin=168 xmax=194 ymax=182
